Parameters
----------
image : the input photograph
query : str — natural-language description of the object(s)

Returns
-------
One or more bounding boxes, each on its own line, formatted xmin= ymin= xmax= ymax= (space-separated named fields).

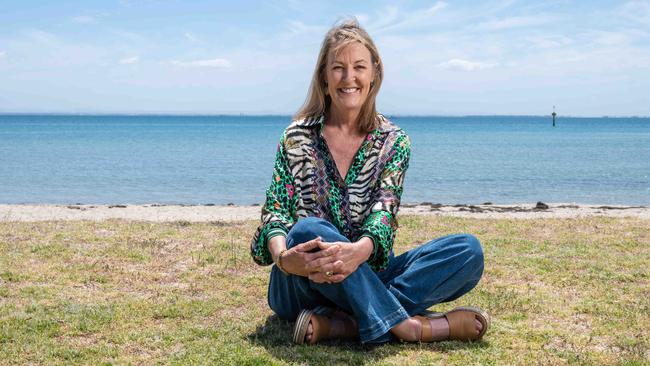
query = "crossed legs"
xmin=268 ymin=217 xmax=484 ymax=343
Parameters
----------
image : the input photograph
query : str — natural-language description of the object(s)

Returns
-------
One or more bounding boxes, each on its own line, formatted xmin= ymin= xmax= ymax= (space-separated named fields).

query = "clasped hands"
xmin=277 ymin=237 xmax=372 ymax=284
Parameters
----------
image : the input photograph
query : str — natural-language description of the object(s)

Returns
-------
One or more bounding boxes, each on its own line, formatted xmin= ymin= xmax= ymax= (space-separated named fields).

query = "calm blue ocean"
xmin=1 ymin=114 xmax=648 ymax=205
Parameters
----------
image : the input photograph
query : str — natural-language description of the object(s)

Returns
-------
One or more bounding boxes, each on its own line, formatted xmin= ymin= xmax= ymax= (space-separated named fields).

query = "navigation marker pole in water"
xmin=552 ymin=105 xmax=557 ymax=127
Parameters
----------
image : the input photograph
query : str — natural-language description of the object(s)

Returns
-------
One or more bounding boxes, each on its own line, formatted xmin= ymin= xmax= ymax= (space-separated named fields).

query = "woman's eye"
xmin=356 ymin=66 xmax=366 ymax=70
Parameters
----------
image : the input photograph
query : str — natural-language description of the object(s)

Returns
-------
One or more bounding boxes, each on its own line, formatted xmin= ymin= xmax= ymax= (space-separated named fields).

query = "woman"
xmin=251 ymin=19 xmax=488 ymax=344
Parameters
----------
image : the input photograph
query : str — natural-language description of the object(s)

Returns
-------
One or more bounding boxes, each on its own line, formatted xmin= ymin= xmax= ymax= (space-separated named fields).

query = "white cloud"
xmin=620 ymin=1 xmax=650 ymax=24
xmin=591 ymin=31 xmax=631 ymax=45
xmin=170 ymin=58 xmax=232 ymax=68
xmin=7 ymin=29 xmax=109 ymax=68
xmin=286 ymin=20 xmax=326 ymax=35
xmin=73 ymin=15 xmax=96 ymax=24
xmin=492 ymin=0 xmax=518 ymax=12
xmin=474 ymin=16 xmax=551 ymax=31
xmin=184 ymin=32 xmax=202 ymax=44
xmin=107 ymin=28 xmax=147 ymax=43
xmin=24 ymin=29 xmax=58 ymax=45
xmin=2 ymin=2 xmax=648 ymax=116
xmin=526 ymin=35 xmax=573 ymax=49
xmin=355 ymin=13 xmax=369 ymax=26
xmin=581 ymin=29 xmax=648 ymax=47
xmin=119 ymin=56 xmax=139 ymax=64
xmin=438 ymin=58 xmax=497 ymax=71
xmin=426 ymin=2 xmax=448 ymax=14
xmin=286 ymin=0 xmax=305 ymax=12
xmin=367 ymin=6 xmax=400 ymax=30
xmin=365 ymin=2 xmax=447 ymax=34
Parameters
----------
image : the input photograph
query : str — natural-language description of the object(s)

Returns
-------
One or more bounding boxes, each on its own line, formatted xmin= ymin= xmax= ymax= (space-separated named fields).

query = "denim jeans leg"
xmin=267 ymin=217 xmax=409 ymax=343
xmin=267 ymin=219 xmax=331 ymax=321
xmin=379 ymin=233 xmax=484 ymax=316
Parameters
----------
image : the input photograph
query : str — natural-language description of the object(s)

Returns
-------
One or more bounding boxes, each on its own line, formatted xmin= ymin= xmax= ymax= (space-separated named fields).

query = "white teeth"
xmin=340 ymin=88 xmax=359 ymax=93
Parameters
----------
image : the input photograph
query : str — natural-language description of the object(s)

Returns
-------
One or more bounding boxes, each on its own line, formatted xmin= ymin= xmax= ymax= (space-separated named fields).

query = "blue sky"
xmin=0 ymin=0 xmax=649 ymax=116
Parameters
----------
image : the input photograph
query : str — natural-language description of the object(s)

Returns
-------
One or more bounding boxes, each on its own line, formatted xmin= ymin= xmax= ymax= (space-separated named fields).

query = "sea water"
xmin=1 ymin=114 xmax=648 ymax=205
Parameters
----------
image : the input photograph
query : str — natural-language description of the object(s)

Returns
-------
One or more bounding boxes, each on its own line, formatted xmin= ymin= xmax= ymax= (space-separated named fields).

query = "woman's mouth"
xmin=338 ymin=87 xmax=360 ymax=94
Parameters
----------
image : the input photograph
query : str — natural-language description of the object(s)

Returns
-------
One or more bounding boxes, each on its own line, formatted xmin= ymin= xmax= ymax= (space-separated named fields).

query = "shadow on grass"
xmin=248 ymin=315 xmax=490 ymax=365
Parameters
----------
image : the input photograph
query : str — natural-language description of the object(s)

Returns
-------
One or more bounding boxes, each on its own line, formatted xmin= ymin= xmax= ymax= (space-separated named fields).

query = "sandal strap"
xmin=414 ymin=315 xmax=434 ymax=342
xmin=308 ymin=313 xmax=331 ymax=344
xmin=292 ymin=309 xmax=312 ymax=344
xmin=338 ymin=315 xmax=358 ymax=339
xmin=445 ymin=309 xmax=486 ymax=341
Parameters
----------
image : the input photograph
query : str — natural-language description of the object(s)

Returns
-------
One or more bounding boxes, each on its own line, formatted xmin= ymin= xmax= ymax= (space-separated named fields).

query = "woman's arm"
xmin=267 ymin=235 xmax=287 ymax=264
xmin=359 ymin=131 xmax=411 ymax=272
xmin=251 ymin=131 xmax=342 ymax=275
xmin=250 ymin=132 xmax=298 ymax=266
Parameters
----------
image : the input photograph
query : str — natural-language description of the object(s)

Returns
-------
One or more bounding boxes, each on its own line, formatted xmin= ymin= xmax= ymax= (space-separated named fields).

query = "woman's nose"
xmin=342 ymin=66 xmax=355 ymax=81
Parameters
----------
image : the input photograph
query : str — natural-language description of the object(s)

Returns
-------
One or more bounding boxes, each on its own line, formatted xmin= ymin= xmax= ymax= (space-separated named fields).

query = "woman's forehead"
xmin=328 ymin=41 xmax=372 ymax=63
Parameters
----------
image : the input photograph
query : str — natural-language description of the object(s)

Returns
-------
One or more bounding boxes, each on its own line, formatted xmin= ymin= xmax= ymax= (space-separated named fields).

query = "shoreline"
xmin=1 ymin=202 xmax=648 ymax=222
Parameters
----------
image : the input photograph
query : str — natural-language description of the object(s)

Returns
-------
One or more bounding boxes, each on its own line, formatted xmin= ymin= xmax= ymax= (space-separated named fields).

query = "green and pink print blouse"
xmin=251 ymin=114 xmax=411 ymax=272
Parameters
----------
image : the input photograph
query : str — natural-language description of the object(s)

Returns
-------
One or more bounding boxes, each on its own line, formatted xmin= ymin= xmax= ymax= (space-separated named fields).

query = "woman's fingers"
xmin=316 ymin=260 xmax=344 ymax=275
xmin=308 ymin=269 xmax=346 ymax=284
xmin=305 ymin=255 xmax=336 ymax=273
xmin=307 ymin=244 xmax=340 ymax=260
xmin=321 ymin=260 xmax=352 ymax=283
xmin=309 ymin=272 xmax=346 ymax=283
xmin=309 ymin=273 xmax=322 ymax=283
xmin=309 ymin=241 xmax=344 ymax=261
xmin=305 ymin=249 xmax=342 ymax=272
xmin=294 ymin=237 xmax=322 ymax=252
xmin=317 ymin=241 xmax=344 ymax=250
xmin=308 ymin=260 xmax=345 ymax=283
xmin=328 ymin=274 xmax=347 ymax=283
xmin=308 ymin=271 xmax=327 ymax=283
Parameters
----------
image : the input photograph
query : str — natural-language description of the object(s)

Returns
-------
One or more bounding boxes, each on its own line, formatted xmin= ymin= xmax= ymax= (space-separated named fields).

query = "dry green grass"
xmin=0 ymin=216 xmax=648 ymax=365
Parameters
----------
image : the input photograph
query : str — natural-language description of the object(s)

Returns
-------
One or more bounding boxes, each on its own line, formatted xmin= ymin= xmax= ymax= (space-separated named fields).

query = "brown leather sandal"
xmin=292 ymin=309 xmax=358 ymax=344
xmin=415 ymin=306 xmax=490 ymax=342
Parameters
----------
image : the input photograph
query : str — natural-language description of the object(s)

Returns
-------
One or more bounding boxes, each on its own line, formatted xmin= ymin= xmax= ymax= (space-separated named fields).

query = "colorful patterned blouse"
xmin=250 ymin=114 xmax=411 ymax=272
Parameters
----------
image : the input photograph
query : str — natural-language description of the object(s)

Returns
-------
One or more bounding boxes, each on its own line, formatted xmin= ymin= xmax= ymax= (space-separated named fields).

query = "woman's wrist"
xmin=354 ymin=237 xmax=374 ymax=263
xmin=276 ymin=249 xmax=289 ymax=274
xmin=267 ymin=235 xmax=287 ymax=263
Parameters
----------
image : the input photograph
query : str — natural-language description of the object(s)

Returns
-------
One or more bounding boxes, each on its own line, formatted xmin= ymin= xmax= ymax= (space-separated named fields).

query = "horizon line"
xmin=1 ymin=111 xmax=649 ymax=118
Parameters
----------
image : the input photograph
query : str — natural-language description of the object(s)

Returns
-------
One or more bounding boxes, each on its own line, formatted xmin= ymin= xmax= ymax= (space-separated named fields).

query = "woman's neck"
xmin=327 ymin=107 xmax=363 ymax=136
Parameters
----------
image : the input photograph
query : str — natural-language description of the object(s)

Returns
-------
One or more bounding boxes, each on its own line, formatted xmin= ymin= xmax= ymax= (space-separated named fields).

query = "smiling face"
xmin=324 ymin=42 xmax=375 ymax=118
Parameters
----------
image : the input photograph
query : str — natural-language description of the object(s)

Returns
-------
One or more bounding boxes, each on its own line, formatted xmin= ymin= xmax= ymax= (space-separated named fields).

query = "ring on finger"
xmin=325 ymin=271 xmax=333 ymax=278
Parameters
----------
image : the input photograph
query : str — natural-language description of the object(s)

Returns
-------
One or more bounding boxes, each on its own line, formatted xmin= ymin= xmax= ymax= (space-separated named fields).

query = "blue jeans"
xmin=267 ymin=217 xmax=484 ymax=343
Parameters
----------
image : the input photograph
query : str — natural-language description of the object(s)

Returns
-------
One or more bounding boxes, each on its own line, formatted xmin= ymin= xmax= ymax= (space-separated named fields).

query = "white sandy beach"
xmin=1 ymin=203 xmax=648 ymax=222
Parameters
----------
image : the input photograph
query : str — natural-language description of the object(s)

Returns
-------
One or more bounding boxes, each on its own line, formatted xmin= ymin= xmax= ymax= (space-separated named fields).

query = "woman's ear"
xmin=371 ymin=62 xmax=380 ymax=86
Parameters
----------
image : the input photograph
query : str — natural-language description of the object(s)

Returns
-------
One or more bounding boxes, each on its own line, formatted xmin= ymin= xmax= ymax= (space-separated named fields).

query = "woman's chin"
xmin=331 ymin=101 xmax=364 ymax=115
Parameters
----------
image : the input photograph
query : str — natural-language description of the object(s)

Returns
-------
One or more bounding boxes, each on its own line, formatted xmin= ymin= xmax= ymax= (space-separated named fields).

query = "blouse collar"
xmin=294 ymin=113 xmax=398 ymax=134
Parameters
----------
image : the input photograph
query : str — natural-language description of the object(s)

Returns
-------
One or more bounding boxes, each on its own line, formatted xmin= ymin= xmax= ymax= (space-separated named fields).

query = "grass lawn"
xmin=0 ymin=216 xmax=648 ymax=365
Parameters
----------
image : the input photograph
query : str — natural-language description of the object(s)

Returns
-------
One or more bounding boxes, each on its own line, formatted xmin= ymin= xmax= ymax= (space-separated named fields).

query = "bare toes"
xmin=475 ymin=318 xmax=483 ymax=335
xmin=305 ymin=322 xmax=313 ymax=342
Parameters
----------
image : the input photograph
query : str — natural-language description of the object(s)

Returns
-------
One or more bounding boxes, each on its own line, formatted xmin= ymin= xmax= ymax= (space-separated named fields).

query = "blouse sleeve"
xmin=250 ymin=132 xmax=298 ymax=266
xmin=359 ymin=132 xmax=411 ymax=271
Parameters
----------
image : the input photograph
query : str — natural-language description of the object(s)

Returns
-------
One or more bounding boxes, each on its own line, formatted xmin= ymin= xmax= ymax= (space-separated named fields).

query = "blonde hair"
xmin=294 ymin=18 xmax=384 ymax=133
